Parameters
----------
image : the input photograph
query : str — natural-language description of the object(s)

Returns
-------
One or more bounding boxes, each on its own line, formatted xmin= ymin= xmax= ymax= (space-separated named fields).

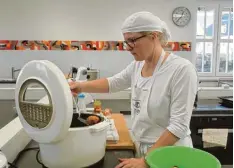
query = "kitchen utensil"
xmin=72 ymin=96 xmax=89 ymax=126
xmin=146 ymin=146 xmax=221 ymax=168
xmin=15 ymin=60 xmax=109 ymax=168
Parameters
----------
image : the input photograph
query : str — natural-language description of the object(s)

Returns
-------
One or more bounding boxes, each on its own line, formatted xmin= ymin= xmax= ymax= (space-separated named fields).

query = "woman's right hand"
xmin=69 ymin=81 xmax=81 ymax=96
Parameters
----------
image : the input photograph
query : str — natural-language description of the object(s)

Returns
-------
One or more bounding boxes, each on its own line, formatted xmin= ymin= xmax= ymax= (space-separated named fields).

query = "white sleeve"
xmin=107 ymin=61 xmax=135 ymax=93
xmin=167 ymin=63 xmax=198 ymax=139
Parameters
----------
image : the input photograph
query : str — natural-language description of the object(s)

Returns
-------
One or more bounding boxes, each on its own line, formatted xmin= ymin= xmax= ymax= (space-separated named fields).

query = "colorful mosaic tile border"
xmin=0 ymin=40 xmax=191 ymax=51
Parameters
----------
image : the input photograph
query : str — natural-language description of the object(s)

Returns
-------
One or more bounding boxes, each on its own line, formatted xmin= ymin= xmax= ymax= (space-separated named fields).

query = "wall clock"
xmin=172 ymin=7 xmax=191 ymax=27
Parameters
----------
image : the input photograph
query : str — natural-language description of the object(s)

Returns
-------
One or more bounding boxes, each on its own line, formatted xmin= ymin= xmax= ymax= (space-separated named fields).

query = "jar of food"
xmin=93 ymin=100 xmax=102 ymax=113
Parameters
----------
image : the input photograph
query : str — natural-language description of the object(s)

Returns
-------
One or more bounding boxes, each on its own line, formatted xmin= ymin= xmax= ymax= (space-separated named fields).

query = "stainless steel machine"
xmin=69 ymin=66 xmax=99 ymax=81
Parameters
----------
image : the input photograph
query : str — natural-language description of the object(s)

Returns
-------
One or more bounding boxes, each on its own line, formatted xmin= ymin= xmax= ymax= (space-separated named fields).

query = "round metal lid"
xmin=15 ymin=60 xmax=73 ymax=143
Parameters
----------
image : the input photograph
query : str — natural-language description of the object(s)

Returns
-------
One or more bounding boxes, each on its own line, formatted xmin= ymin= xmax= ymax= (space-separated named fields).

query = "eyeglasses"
xmin=123 ymin=34 xmax=150 ymax=50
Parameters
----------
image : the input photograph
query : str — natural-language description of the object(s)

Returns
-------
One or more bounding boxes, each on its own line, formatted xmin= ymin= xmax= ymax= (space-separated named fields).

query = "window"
xmin=196 ymin=4 xmax=233 ymax=77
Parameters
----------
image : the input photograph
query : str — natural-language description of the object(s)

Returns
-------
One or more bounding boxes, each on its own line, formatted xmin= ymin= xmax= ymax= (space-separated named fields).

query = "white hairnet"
xmin=121 ymin=11 xmax=171 ymax=43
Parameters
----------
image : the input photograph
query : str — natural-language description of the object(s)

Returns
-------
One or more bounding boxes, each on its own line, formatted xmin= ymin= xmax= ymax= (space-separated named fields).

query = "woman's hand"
xmin=69 ymin=81 xmax=81 ymax=96
xmin=115 ymin=158 xmax=149 ymax=168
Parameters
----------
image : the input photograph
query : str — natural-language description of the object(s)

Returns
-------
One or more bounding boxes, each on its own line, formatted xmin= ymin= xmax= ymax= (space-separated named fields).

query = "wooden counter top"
xmin=106 ymin=114 xmax=135 ymax=151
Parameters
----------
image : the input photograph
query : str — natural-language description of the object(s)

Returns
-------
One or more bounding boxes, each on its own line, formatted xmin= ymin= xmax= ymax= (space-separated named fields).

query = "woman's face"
xmin=123 ymin=32 xmax=156 ymax=61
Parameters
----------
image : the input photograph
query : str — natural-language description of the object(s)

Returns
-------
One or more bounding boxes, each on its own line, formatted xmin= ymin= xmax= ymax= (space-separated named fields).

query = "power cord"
xmin=36 ymin=150 xmax=48 ymax=168
xmin=7 ymin=162 xmax=18 ymax=168
xmin=11 ymin=147 xmax=39 ymax=166
xmin=1 ymin=147 xmax=47 ymax=168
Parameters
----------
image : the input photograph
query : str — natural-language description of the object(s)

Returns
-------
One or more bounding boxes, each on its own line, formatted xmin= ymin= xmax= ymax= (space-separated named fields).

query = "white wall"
xmin=0 ymin=0 xmax=197 ymax=79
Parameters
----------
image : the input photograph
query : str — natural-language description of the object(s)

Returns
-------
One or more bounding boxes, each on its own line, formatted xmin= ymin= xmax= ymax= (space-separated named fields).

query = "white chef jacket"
xmin=107 ymin=53 xmax=198 ymax=146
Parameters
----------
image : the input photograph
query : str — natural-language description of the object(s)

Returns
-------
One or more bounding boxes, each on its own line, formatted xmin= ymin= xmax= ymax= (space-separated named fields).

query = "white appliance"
xmin=71 ymin=66 xmax=99 ymax=81
xmin=15 ymin=60 xmax=109 ymax=168
xmin=0 ymin=152 xmax=8 ymax=168
xmin=86 ymin=69 xmax=99 ymax=81
xmin=68 ymin=66 xmax=94 ymax=107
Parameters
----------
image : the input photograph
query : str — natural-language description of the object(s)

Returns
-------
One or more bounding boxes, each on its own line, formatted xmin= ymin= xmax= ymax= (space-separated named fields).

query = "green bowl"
xmin=145 ymin=146 xmax=221 ymax=168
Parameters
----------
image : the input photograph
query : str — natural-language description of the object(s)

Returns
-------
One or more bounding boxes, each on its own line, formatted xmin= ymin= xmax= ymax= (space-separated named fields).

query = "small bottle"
xmin=77 ymin=93 xmax=86 ymax=113
xmin=93 ymin=100 xmax=102 ymax=113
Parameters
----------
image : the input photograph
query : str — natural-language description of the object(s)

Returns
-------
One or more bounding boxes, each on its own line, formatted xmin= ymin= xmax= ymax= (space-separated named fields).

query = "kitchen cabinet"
xmin=191 ymin=104 xmax=233 ymax=165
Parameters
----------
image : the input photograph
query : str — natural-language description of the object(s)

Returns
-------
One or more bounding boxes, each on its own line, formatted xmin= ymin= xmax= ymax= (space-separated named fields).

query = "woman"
xmin=70 ymin=11 xmax=198 ymax=168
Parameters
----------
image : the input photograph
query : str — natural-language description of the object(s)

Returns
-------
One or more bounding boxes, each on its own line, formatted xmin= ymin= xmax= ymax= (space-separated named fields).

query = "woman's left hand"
xmin=115 ymin=157 xmax=148 ymax=168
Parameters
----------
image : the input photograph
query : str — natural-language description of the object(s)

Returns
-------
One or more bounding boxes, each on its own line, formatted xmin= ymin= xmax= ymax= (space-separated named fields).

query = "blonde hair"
xmin=141 ymin=31 xmax=168 ymax=47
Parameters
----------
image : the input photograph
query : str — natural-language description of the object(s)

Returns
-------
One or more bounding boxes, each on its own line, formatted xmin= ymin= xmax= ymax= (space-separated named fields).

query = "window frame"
xmin=196 ymin=1 xmax=233 ymax=78
xmin=196 ymin=5 xmax=219 ymax=77
xmin=216 ymin=4 xmax=233 ymax=77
